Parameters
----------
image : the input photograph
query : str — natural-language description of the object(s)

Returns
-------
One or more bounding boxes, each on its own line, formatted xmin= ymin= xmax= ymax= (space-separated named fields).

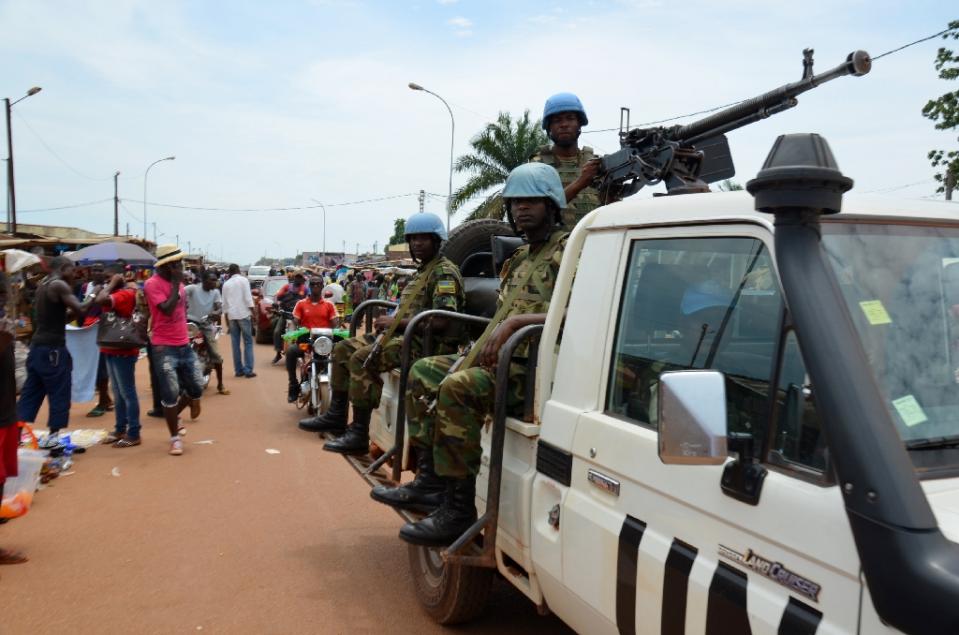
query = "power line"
xmin=122 ymin=192 xmax=418 ymax=213
xmin=861 ymin=178 xmax=936 ymax=194
xmin=119 ymin=201 xmax=142 ymax=222
xmin=584 ymin=26 xmax=959 ymax=135
xmin=872 ymin=27 xmax=955 ymax=61
xmin=12 ymin=111 xmax=135 ymax=182
xmin=17 ymin=198 xmax=113 ymax=213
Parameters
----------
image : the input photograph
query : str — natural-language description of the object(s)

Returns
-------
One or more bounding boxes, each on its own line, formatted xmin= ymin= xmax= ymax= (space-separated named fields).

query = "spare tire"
xmin=440 ymin=219 xmax=515 ymax=278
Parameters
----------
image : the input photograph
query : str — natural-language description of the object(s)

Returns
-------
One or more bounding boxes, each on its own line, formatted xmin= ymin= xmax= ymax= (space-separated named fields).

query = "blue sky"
xmin=0 ymin=0 xmax=955 ymax=263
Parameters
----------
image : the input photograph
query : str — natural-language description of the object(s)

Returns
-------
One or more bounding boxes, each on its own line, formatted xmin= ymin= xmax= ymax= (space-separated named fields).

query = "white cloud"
xmin=447 ymin=16 xmax=472 ymax=28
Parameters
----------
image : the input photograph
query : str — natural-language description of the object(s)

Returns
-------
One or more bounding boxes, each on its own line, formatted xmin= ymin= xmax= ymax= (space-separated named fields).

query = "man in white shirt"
xmin=221 ymin=264 xmax=256 ymax=378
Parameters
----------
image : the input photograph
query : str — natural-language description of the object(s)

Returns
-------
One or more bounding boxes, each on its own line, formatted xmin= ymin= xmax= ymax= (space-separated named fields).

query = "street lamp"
xmin=143 ymin=155 xmax=175 ymax=241
xmin=409 ymin=82 xmax=454 ymax=232
xmin=310 ymin=199 xmax=327 ymax=264
xmin=5 ymin=86 xmax=42 ymax=234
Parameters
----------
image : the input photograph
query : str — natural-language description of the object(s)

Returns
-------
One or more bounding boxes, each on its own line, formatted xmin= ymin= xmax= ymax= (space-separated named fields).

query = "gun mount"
xmin=595 ymin=48 xmax=871 ymax=199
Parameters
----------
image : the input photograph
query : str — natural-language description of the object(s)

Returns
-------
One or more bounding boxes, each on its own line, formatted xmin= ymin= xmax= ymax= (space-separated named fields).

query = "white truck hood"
xmin=922 ymin=478 xmax=959 ymax=543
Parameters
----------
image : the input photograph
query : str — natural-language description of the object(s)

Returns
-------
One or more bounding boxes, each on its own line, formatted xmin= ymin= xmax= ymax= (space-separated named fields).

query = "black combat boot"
xmin=323 ymin=408 xmax=371 ymax=455
xmin=370 ymin=448 xmax=446 ymax=513
xmin=398 ymin=477 xmax=477 ymax=547
xmin=298 ymin=390 xmax=348 ymax=433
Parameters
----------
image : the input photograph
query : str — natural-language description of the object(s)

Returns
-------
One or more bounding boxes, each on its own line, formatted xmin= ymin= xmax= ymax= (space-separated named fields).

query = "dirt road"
xmin=1 ymin=337 xmax=574 ymax=634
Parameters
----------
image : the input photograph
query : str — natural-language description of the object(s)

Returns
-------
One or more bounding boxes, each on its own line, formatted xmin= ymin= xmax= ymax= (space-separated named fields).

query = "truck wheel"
xmin=407 ymin=544 xmax=493 ymax=625
xmin=440 ymin=219 xmax=515 ymax=277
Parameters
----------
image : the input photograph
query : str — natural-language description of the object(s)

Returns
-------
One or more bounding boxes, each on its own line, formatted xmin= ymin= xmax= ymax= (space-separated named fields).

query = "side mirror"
xmin=658 ymin=370 xmax=728 ymax=465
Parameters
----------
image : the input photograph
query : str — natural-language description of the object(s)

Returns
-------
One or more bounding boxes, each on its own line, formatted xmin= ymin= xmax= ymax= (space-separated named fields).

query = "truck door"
xmin=555 ymin=229 xmax=863 ymax=633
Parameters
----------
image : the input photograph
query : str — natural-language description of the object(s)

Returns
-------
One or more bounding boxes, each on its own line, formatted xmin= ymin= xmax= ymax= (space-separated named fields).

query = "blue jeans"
xmin=153 ymin=344 xmax=204 ymax=407
xmin=105 ymin=354 xmax=140 ymax=439
xmin=230 ymin=318 xmax=254 ymax=375
xmin=17 ymin=345 xmax=73 ymax=432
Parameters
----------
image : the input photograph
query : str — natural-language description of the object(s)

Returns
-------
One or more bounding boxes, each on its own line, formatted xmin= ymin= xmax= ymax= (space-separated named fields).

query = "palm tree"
xmin=450 ymin=110 xmax=548 ymax=220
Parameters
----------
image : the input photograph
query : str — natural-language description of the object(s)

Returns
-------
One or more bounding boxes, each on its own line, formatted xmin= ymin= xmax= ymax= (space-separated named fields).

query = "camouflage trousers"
xmin=406 ymin=354 xmax=526 ymax=479
xmin=332 ymin=334 xmax=456 ymax=410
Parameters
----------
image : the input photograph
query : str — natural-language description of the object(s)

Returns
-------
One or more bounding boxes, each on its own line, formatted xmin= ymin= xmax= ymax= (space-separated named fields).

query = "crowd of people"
xmin=1 ymin=90 xmax=601 ymax=564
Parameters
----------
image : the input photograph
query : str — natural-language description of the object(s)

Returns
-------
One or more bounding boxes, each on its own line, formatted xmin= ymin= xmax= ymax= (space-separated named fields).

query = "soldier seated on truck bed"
xmin=371 ymin=163 xmax=569 ymax=547
xmin=300 ymin=211 xmax=466 ymax=457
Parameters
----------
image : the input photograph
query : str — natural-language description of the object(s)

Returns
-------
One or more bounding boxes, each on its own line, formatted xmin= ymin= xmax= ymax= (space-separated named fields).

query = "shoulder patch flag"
xmin=436 ymin=280 xmax=457 ymax=295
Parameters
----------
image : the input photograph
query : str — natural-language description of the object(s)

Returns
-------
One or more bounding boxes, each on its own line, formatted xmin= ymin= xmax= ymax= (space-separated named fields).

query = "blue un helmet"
xmin=680 ymin=280 xmax=734 ymax=316
xmin=404 ymin=211 xmax=448 ymax=242
xmin=502 ymin=163 xmax=567 ymax=232
xmin=542 ymin=92 xmax=588 ymax=130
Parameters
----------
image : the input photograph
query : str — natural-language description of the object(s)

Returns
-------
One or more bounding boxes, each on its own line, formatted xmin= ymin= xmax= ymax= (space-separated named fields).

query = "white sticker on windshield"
xmin=892 ymin=395 xmax=928 ymax=428
xmin=860 ymin=300 xmax=892 ymax=326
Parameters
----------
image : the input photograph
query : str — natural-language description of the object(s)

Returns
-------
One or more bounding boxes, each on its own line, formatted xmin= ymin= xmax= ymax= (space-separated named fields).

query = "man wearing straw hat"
xmin=144 ymin=245 xmax=203 ymax=456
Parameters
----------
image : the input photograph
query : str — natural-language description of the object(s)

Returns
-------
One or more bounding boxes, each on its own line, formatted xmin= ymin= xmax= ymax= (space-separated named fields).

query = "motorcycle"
xmin=292 ymin=327 xmax=340 ymax=416
xmin=187 ymin=319 xmax=220 ymax=390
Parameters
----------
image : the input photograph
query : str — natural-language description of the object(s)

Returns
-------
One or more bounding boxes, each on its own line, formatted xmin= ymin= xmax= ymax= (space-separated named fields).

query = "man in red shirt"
xmin=286 ymin=277 xmax=339 ymax=402
xmin=144 ymin=245 xmax=204 ymax=456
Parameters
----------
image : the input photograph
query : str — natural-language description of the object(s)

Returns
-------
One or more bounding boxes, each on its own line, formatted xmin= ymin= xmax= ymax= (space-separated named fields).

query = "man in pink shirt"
xmin=144 ymin=245 xmax=203 ymax=456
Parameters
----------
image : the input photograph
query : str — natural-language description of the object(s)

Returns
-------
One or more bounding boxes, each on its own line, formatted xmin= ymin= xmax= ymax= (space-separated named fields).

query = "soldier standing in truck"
xmin=530 ymin=92 xmax=602 ymax=228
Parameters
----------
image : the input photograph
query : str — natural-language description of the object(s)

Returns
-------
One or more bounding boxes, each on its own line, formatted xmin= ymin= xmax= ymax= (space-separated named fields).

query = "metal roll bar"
xmin=356 ymin=309 xmax=492 ymax=478
xmin=444 ymin=324 xmax=543 ymax=569
xmin=349 ymin=299 xmax=398 ymax=337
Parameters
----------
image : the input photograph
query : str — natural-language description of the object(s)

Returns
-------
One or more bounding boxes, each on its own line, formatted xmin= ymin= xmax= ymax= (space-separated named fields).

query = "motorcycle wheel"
xmin=317 ymin=381 xmax=331 ymax=415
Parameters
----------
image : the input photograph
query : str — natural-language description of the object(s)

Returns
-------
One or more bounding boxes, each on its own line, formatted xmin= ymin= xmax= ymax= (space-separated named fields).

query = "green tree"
xmin=717 ymin=179 xmax=744 ymax=192
xmin=450 ymin=110 xmax=549 ymax=220
xmin=388 ymin=217 xmax=406 ymax=247
xmin=922 ymin=21 xmax=959 ymax=198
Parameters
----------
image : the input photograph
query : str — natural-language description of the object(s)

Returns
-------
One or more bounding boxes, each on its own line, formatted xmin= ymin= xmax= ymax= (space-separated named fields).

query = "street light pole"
xmin=310 ymin=199 xmax=327 ymax=263
xmin=409 ymin=82 xmax=454 ymax=232
xmin=143 ymin=155 xmax=175 ymax=241
xmin=4 ymin=86 xmax=42 ymax=235
xmin=113 ymin=171 xmax=120 ymax=236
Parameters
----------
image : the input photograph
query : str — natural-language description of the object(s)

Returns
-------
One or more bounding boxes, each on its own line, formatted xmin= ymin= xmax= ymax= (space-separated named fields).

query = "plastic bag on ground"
xmin=0 ymin=449 xmax=46 ymax=519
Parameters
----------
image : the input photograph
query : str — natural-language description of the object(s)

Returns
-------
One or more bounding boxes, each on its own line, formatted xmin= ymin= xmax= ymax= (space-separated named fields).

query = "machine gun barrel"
xmin=674 ymin=50 xmax=871 ymax=145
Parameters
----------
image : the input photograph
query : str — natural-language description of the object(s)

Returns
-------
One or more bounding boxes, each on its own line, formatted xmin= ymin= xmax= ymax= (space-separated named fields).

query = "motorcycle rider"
xmin=371 ymin=163 xmax=569 ymax=546
xmin=530 ymin=92 xmax=602 ymax=227
xmin=272 ymin=273 xmax=307 ymax=365
xmin=302 ymin=212 xmax=466 ymax=459
xmin=286 ymin=277 xmax=340 ymax=402
xmin=185 ymin=271 xmax=229 ymax=395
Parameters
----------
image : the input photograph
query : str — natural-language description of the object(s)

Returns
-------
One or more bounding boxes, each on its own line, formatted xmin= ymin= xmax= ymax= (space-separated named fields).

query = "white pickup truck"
xmin=340 ymin=134 xmax=959 ymax=635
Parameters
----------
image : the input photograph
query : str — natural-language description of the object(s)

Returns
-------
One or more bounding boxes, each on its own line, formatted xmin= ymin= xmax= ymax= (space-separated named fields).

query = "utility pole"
xmin=152 ymin=222 xmax=157 ymax=244
xmin=418 ymin=189 xmax=425 ymax=213
xmin=3 ymin=87 xmax=41 ymax=235
xmin=5 ymin=98 xmax=14 ymax=234
xmin=356 ymin=242 xmax=360 ymax=258
xmin=373 ymin=241 xmax=378 ymax=254
xmin=113 ymin=171 xmax=120 ymax=236
xmin=126 ymin=222 xmax=130 ymax=237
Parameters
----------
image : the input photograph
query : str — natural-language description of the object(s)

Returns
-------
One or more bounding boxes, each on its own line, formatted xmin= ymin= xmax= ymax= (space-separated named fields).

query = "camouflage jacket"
xmin=494 ymin=229 xmax=568 ymax=358
xmin=398 ymin=256 xmax=465 ymax=318
xmin=530 ymin=144 xmax=600 ymax=228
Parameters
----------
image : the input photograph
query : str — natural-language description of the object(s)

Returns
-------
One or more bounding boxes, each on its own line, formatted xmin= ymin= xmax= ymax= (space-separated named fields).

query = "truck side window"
xmin=768 ymin=330 xmax=828 ymax=474
xmin=606 ymin=237 xmax=782 ymax=454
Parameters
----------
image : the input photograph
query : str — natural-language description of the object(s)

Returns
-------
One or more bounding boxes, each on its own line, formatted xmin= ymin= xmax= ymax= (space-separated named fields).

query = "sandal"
xmin=217 ymin=386 xmax=231 ymax=396
xmin=113 ymin=437 xmax=141 ymax=448
xmin=86 ymin=407 xmax=106 ymax=418
xmin=0 ymin=548 xmax=28 ymax=565
xmin=178 ymin=425 xmax=187 ymax=437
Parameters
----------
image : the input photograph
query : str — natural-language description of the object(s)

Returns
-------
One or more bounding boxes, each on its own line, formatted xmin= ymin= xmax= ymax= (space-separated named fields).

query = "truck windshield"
xmin=822 ymin=221 xmax=959 ymax=457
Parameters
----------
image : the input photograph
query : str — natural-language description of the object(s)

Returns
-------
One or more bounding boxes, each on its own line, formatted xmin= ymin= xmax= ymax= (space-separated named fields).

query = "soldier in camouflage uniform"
xmin=300 ymin=212 xmax=466 ymax=458
xmin=531 ymin=92 xmax=602 ymax=228
xmin=371 ymin=163 xmax=570 ymax=547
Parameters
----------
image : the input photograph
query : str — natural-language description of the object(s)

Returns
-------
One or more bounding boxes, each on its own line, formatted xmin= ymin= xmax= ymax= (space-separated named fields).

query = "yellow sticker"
xmin=859 ymin=300 xmax=892 ymax=326
xmin=892 ymin=395 xmax=928 ymax=428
